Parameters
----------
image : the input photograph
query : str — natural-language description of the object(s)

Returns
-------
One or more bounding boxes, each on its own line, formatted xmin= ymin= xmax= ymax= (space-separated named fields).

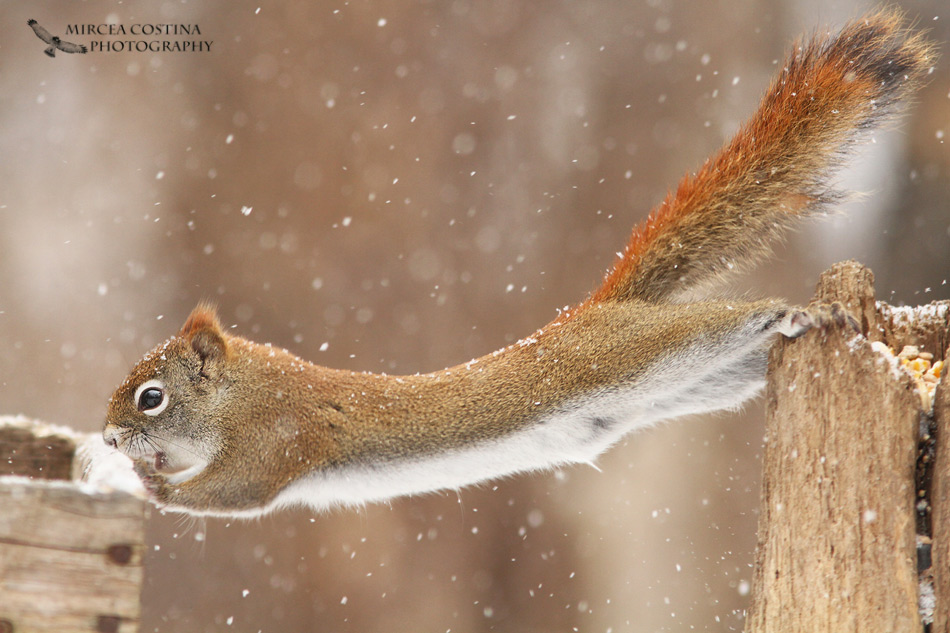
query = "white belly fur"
xmin=273 ymin=327 xmax=772 ymax=514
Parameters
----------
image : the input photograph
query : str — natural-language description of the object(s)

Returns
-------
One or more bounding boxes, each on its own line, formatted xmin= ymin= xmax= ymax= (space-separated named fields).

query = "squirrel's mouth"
xmin=103 ymin=424 xmax=210 ymax=483
xmin=136 ymin=448 xmax=208 ymax=484
xmin=153 ymin=451 xmax=170 ymax=471
xmin=140 ymin=449 xmax=193 ymax=476
xmin=103 ymin=433 xmax=183 ymax=474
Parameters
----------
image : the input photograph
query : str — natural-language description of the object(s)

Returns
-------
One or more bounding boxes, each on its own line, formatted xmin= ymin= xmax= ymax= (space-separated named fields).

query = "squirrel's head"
xmin=104 ymin=304 xmax=229 ymax=480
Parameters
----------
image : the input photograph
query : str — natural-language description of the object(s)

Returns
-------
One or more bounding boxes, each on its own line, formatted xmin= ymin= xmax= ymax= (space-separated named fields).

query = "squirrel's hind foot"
xmin=780 ymin=303 xmax=861 ymax=339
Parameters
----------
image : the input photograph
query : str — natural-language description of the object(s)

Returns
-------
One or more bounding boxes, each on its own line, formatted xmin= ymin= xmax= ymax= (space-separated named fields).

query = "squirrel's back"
xmin=588 ymin=9 xmax=934 ymax=306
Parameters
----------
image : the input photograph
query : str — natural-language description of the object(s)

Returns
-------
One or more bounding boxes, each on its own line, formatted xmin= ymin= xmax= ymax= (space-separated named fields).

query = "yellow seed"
xmin=899 ymin=345 xmax=920 ymax=360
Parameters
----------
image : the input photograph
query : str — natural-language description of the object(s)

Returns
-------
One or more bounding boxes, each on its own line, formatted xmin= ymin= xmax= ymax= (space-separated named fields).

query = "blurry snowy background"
xmin=2 ymin=0 xmax=948 ymax=631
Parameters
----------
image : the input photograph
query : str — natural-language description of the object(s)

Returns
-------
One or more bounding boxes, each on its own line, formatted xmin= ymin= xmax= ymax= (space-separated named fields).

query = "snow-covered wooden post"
xmin=0 ymin=417 xmax=147 ymax=633
xmin=746 ymin=261 xmax=949 ymax=632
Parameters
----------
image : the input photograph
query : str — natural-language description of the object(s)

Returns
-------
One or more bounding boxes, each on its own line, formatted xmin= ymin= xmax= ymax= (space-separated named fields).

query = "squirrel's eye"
xmin=134 ymin=379 xmax=168 ymax=416
xmin=139 ymin=388 xmax=163 ymax=410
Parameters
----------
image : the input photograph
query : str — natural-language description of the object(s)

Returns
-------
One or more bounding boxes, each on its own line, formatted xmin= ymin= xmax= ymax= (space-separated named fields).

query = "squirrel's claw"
xmin=783 ymin=302 xmax=861 ymax=339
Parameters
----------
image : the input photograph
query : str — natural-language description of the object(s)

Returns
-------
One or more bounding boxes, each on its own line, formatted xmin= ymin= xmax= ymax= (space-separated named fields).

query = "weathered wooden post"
xmin=746 ymin=261 xmax=949 ymax=632
xmin=0 ymin=417 xmax=147 ymax=633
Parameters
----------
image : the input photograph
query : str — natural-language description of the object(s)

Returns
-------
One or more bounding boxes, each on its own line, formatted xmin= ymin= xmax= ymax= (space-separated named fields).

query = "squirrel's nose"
xmin=102 ymin=425 xmax=119 ymax=449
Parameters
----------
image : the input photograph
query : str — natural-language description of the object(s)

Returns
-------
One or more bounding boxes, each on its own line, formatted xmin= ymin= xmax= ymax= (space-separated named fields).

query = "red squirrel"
xmin=104 ymin=10 xmax=934 ymax=517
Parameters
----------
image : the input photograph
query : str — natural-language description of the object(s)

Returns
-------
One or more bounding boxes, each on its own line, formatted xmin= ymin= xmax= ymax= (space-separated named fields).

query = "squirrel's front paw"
xmin=780 ymin=302 xmax=861 ymax=339
xmin=133 ymin=458 xmax=174 ymax=503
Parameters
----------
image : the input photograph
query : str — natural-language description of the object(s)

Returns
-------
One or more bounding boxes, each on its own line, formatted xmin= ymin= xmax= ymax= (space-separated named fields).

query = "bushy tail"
xmin=590 ymin=8 xmax=934 ymax=304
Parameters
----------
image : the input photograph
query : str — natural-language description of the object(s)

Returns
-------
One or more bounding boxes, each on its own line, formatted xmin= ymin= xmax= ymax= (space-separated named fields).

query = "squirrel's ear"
xmin=180 ymin=303 xmax=227 ymax=365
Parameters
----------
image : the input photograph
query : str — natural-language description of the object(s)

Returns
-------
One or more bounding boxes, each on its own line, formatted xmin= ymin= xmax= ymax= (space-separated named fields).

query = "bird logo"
xmin=28 ymin=19 xmax=88 ymax=57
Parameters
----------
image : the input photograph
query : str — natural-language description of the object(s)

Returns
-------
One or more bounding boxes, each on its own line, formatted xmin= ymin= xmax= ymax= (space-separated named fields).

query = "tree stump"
xmin=0 ymin=417 xmax=147 ymax=633
xmin=746 ymin=261 xmax=950 ymax=632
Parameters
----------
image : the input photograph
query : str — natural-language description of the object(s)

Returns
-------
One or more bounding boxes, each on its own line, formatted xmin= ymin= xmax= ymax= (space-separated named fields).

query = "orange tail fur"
xmin=590 ymin=9 xmax=934 ymax=305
